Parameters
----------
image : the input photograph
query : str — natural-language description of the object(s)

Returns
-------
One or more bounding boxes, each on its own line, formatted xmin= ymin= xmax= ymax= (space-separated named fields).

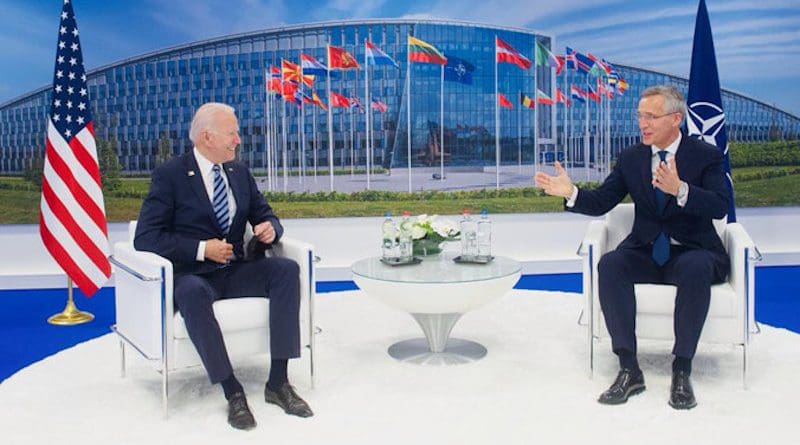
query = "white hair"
xmin=641 ymin=85 xmax=687 ymax=123
xmin=188 ymin=102 xmax=236 ymax=143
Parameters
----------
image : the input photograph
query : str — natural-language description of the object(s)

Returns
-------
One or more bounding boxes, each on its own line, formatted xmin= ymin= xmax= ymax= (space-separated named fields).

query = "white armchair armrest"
xmin=725 ymin=223 xmax=760 ymax=335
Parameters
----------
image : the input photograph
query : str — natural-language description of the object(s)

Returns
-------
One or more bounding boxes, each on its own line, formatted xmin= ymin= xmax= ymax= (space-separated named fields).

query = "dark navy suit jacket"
xmin=134 ymin=152 xmax=282 ymax=276
xmin=568 ymin=134 xmax=730 ymax=255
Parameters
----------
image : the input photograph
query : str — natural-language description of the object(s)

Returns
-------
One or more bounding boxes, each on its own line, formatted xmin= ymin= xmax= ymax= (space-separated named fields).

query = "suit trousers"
xmin=173 ymin=256 xmax=301 ymax=384
xmin=597 ymin=244 xmax=729 ymax=360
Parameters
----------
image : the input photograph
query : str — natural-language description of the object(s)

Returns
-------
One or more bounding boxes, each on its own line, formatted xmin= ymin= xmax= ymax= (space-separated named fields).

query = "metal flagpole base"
xmin=48 ymin=299 xmax=94 ymax=325
xmin=48 ymin=279 xmax=94 ymax=325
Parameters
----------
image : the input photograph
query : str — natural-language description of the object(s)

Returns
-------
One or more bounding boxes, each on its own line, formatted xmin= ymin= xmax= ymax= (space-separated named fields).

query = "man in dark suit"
xmin=535 ymin=85 xmax=730 ymax=410
xmin=134 ymin=103 xmax=312 ymax=430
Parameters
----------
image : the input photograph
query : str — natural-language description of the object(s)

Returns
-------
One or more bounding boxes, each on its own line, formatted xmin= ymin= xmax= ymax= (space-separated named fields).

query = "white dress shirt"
xmin=193 ymin=148 xmax=237 ymax=261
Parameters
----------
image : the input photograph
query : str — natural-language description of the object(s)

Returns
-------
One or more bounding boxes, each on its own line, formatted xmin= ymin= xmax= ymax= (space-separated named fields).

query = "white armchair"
xmin=110 ymin=221 xmax=316 ymax=415
xmin=579 ymin=203 xmax=760 ymax=387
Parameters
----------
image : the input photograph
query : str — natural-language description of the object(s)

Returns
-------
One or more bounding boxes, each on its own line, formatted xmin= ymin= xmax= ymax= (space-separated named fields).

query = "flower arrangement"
xmin=409 ymin=214 xmax=460 ymax=255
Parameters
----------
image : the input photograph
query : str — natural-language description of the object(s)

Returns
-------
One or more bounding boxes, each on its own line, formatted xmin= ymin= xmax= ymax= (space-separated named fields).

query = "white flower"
xmin=411 ymin=226 xmax=427 ymax=239
xmin=432 ymin=218 xmax=459 ymax=237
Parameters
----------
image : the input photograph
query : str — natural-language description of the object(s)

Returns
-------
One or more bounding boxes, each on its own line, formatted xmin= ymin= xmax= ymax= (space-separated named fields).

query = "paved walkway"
xmin=256 ymin=164 xmax=610 ymax=193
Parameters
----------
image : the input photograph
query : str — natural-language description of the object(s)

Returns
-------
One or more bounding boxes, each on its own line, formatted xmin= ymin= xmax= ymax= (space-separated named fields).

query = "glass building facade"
xmin=1 ymin=19 xmax=798 ymax=175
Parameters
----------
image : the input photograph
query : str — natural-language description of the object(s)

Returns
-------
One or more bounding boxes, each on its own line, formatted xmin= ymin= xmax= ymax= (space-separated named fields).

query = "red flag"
xmin=328 ymin=45 xmax=360 ymax=70
xmin=266 ymin=66 xmax=281 ymax=93
xmin=281 ymin=59 xmax=314 ymax=87
xmin=498 ymin=93 xmax=513 ymax=108
xmin=555 ymin=88 xmax=567 ymax=104
xmin=496 ymin=37 xmax=531 ymax=70
xmin=371 ymin=99 xmax=388 ymax=113
xmin=40 ymin=0 xmax=111 ymax=296
xmin=330 ymin=91 xmax=351 ymax=107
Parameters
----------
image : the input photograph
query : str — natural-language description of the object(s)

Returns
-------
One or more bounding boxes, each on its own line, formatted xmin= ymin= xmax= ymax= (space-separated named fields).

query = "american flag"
xmin=39 ymin=0 xmax=110 ymax=297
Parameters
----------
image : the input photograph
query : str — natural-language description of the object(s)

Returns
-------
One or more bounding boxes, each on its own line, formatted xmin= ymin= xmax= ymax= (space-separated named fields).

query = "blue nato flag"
xmin=686 ymin=0 xmax=736 ymax=222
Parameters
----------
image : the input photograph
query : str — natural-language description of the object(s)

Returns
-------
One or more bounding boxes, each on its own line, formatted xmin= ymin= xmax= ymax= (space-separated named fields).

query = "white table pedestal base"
xmin=387 ymin=338 xmax=487 ymax=365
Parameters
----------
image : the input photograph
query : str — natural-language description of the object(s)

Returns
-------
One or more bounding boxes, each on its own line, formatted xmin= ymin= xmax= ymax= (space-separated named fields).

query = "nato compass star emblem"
xmin=455 ymin=62 xmax=467 ymax=80
xmin=687 ymin=101 xmax=725 ymax=146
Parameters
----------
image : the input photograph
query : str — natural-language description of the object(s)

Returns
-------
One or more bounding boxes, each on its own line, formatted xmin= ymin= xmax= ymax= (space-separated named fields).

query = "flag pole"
xmin=517 ymin=90 xmax=522 ymax=173
xmin=327 ymin=45 xmax=334 ymax=191
xmin=406 ymin=35 xmax=412 ymax=193
xmin=533 ymin=39 xmax=539 ymax=180
xmin=365 ymin=38 xmax=371 ymax=189
xmin=299 ymin=77 xmax=305 ymax=186
xmin=584 ymin=76 xmax=590 ymax=182
xmin=494 ymin=35 xmax=500 ymax=190
xmin=48 ymin=278 xmax=93 ymax=325
xmin=440 ymin=64 xmax=445 ymax=182
xmin=282 ymin=93 xmax=288 ymax=192
xmin=262 ymin=69 xmax=272 ymax=191
xmin=313 ymin=98 xmax=318 ymax=178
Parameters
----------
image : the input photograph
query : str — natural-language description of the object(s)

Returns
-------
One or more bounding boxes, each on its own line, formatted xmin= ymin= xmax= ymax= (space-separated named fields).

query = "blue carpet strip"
xmin=2 ymin=267 xmax=797 ymax=382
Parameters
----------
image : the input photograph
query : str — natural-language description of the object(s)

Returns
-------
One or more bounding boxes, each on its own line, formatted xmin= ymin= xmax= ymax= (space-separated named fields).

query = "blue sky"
xmin=1 ymin=0 xmax=798 ymax=115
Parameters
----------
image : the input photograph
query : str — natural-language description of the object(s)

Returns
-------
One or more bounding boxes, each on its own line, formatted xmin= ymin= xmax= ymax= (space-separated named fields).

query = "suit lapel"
xmin=184 ymin=153 xmax=218 ymax=225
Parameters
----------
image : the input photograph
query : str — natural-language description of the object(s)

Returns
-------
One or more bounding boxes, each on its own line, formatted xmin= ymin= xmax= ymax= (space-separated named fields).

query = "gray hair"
xmin=641 ymin=85 xmax=687 ymax=122
xmin=189 ymin=102 xmax=236 ymax=143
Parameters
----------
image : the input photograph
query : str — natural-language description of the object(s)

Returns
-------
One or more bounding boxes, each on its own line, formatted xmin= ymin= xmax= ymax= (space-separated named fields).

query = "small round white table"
xmin=351 ymin=253 xmax=521 ymax=365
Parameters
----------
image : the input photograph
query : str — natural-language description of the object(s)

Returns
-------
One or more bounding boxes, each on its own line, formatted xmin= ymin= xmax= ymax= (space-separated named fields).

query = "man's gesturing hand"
xmin=253 ymin=221 xmax=276 ymax=244
xmin=205 ymin=238 xmax=234 ymax=264
xmin=534 ymin=161 xmax=575 ymax=198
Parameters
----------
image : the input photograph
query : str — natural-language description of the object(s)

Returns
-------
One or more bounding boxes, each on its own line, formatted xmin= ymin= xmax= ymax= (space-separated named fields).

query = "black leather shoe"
xmin=598 ymin=368 xmax=646 ymax=405
xmin=227 ymin=392 xmax=256 ymax=430
xmin=264 ymin=383 xmax=314 ymax=418
xmin=669 ymin=370 xmax=697 ymax=410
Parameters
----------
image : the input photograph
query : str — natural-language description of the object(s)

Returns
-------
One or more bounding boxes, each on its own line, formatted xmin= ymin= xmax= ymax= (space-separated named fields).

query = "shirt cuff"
xmin=196 ymin=241 xmax=206 ymax=262
xmin=565 ymin=186 xmax=579 ymax=207
xmin=677 ymin=181 xmax=689 ymax=207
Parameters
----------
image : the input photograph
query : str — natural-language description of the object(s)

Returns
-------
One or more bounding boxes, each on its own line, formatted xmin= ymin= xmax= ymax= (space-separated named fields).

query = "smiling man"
xmin=535 ymin=85 xmax=730 ymax=410
xmin=134 ymin=103 xmax=313 ymax=429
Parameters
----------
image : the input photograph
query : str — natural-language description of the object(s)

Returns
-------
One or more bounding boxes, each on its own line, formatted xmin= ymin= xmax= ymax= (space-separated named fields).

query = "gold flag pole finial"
xmin=48 ymin=278 xmax=94 ymax=325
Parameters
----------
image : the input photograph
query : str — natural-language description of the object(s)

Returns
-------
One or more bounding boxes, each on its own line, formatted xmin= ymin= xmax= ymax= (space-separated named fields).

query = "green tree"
xmin=157 ymin=132 xmax=173 ymax=166
xmin=97 ymin=136 xmax=121 ymax=192
xmin=22 ymin=149 xmax=45 ymax=189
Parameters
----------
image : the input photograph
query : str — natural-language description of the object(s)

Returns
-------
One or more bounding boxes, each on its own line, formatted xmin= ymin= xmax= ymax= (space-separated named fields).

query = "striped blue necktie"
xmin=652 ymin=150 xmax=669 ymax=266
xmin=212 ymin=165 xmax=229 ymax=235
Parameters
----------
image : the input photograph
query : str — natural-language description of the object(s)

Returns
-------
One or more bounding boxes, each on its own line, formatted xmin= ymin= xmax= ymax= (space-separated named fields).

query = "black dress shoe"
xmin=669 ymin=370 xmax=697 ymax=410
xmin=264 ymin=383 xmax=314 ymax=418
xmin=598 ymin=368 xmax=646 ymax=405
xmin=227 ymin=392 xmax=256 ymax=430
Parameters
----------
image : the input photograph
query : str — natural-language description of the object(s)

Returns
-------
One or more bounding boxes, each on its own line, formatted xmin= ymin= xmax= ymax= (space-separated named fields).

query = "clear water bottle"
xmin=381 ymin=211 xmax=397 ymax=260
xmin=398 ymin=210 xmax=413 ymax=261
xmin=460 ymin=209 xmax=477 ymax=260
xmin=477 ymin=209 xmax=492 ymax=260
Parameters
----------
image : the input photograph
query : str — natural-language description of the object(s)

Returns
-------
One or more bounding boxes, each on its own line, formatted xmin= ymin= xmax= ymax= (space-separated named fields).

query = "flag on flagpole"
xmin=328 ymin=45 xmax=360 ymax=69
xmin=408 ymin=36 xmax=447 ymax=64
xmin=587 ymin=86 xmax=601 ymax=102
xmin=498 ymin=93 xmax=513 ymax=108
xmin=444 ymin=55 xmax=475 ymax=84
xmin=565 ymin=47 xmax=578 ymax=71
xmin=555 ymin=88 xmax=568 ymax=104
xmin=520 ymin=92 xmax=536 ymax=109
xmin=570 ymin=85 xmax=587 ymax=103
xmin=371 ymin=99 xmax=389 ymax=113
xmin=536 ymin=89 xmax=555 ymax=105
xmin=687 ymin=0 xmax=735 ymax=221
xmin=311 ymin=92 xmax=328 ymax=110
xmin=365 ymin=41 xmax=399 ymax=67
xmin=535 ymin=41 xmax=563 ymax=73
xmin=40 ymin=0 xmax=111 ymax=297
xmin=267 ymin=66 xmax=282 ymax=95
xmin=350 ymin=96 xmax=365 ymax=112
xmin=496 ymin=37 xmax=531 ymax=69
xmin=300 ymin=53 xmax=328 ymax=76
xmin=330 ymin=91 xmax=351 ymax=107
xmin=282 ymin=59 xmax=314 ymax=86
xmin=573 ymin=50 xmax=594 ymax=74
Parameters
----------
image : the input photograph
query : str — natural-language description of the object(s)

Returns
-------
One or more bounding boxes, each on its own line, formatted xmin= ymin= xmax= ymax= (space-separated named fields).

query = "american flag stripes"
xmin=40 ymin=0 xmax=110 ymax=297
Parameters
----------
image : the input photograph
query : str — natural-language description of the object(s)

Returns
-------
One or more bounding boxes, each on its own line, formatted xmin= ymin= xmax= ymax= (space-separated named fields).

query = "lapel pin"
xmin=187 ymin=170 xmax=195 ymax=176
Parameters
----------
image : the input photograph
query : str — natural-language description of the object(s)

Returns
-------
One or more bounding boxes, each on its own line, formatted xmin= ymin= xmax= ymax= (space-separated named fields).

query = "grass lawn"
xmin=1 ymin=168 xmax=798 ymax=224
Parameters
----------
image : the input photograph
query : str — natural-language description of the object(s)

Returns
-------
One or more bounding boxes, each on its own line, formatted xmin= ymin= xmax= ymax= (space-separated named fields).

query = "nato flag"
xmin=444 ymin=55 xmax=475 ymax=85
xmin=687 ymin=0 xmax=736 ymax=222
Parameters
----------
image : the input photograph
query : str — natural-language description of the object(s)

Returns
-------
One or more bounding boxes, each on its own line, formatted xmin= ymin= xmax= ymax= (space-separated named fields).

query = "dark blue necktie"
xmin=212 ymin=165 xmax=230 ymax=235
xmin=652 ymin=150 xmax=669 ymax=266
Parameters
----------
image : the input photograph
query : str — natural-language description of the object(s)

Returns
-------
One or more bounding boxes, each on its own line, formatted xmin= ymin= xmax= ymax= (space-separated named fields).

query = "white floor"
xmin=1 ymin=289 xmax=797 ymax=444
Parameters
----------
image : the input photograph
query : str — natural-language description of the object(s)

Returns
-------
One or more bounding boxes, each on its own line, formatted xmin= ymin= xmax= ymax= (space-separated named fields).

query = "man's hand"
xmin=534 ymin=161 xmax=575 ymax=198
xmin=653 ymin=158 xmax=681 ymax=196
xmin=205 ymin=238 xmax=234 ymax=264
xmin=253 ymin=221 xmax=276 ymax=244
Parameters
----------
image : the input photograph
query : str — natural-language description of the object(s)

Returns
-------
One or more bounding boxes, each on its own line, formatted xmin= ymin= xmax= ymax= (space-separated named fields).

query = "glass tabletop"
xmin=351 ymin=252 xmax=521 ymax=284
